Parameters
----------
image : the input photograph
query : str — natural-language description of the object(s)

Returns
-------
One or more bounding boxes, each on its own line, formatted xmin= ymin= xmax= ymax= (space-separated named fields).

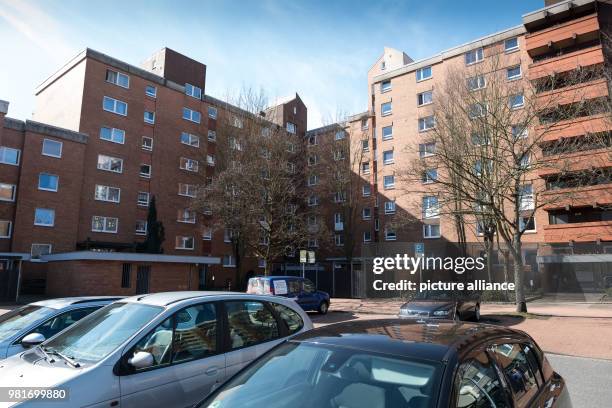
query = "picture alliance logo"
xmin=372 ymin=254 xmax=486 ymax=275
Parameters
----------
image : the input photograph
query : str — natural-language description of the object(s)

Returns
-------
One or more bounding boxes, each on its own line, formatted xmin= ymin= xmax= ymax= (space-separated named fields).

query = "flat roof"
xmin=40 ymin=251 xmax=220 ymax=264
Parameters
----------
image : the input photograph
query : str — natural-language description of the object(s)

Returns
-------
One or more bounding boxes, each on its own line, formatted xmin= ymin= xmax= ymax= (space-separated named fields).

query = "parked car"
xmin=196 ymin=319 xmax=572 ymax=408
xmin=399 ymin=289 xmax=481 ymax=321
xmin=247 ymin=276 xmax=331 ymax=314
xmin=0 ymin=296 xmax=121 ymax=360
xmin=0 ymin=291 xmax=313 ymax=408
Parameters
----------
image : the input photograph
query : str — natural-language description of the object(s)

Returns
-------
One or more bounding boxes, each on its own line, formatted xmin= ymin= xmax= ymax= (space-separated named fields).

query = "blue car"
xmin=247 ymin=276 xmax=330 ymax=314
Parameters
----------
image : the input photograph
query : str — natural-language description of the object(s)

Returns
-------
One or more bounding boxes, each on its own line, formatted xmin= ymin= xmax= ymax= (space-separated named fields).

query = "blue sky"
xmin=0 ymin=0 xmax=543 ymax=129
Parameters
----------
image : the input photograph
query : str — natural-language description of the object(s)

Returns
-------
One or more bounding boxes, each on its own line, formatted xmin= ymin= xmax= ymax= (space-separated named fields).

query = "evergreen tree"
xmin=143 ymin=196 xmax=165 ymax=253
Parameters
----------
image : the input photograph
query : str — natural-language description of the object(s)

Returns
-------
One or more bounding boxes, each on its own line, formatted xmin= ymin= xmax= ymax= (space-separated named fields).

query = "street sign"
xmin=299 ymin=250 xmax=307 ymax=264
xmin=414 ymin=242 xmax=425 ymax=257
xmin=307 ymin=251 xmax=315 ymax=264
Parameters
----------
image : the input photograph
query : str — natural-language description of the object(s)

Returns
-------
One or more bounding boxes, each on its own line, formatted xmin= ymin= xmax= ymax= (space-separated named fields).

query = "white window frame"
xmin=419 ymin=116 xmax=435 ymax=132
xmin=307 ymin=175 xmax=319 ymax=186
xmin=417 ymin=90 xmax=433 ymax=106
xmin=31 ymin=243 xmax=52 ymax=258
xmin=422 ymin=196 xmax=440 ymax=219
xmin=0 ymin=146 xmax=20 ymax=166
xmin=385 ymin=228 xmax=397 ymax=241
xmin=34 ymin=208 xmax=55 ymax=227
xmin=362 ymin=207 xmax=372 ymax=220
xmin=180 ymin=132 xmax=200 ymax=147
xmin=91 ymin=216 xmax=118 ymax=233
xmin=384 ymin=201 xmax=396 ymax=214
xmin=383 ymin=175 xmax=395 ymax=190
xmin=142 ymin=136 xmax=153 ymax=151
xmin=381 ymin=102 xmax=392 ymax=116
xmin=286 ymin=122 xmax=297 ymax=134
xmin=467 ymin=75 xmax=487 ymax=91
xmin=0 ymin=183 xmax=16 ymax=202
xmin=145 ymin=85 xmax=157 ymax=98
xmin=422 ymin=169 xmax=438 ymax=184
xmin=139 ymin=164 xmax=152 ymax=178
xmin=423 ymin=223 xmax=441 ymax=239
xmin=185 ymin=83 xmax=202 ymax=99
xmin=177 ymin=208 xmax=196 ymax=224
xmin=381 ymin=80 xmax=391 ymax=93
xmin=137 ymin=191 xmax=150 ymax=207
xmin=42 ymin=139 xmax=63 ymax=158
xmin=135 ymin=220 xmax=147 ymax=235
xmin=207 ymin=130 xmax=216 ymax=142
xmin=144 ymin=111 xmax=155 ymax=124
xmin=416 ymin=66 xmax=432 ymax=82
xmin=38 ymin=173 xmax=59 ymax=192
xmin=179 ymin=183 xmax=197 ymax=198
xmin=180 ymin=157 xmax=199 ymax=172
xmin=362 ymin=162 xmax=370 ymax=175
xmin=176 ymin=236 xmax=195 ymax=250
xmin=206 ymin=155 xmax=215 ymax=167
xmin=94 ymin=185 xmax=121 ymax=203
xmin=506 ymin=65 xmax=522 ymax=81
xmin=202 ymin=228 xmax=212 ymax=241
xmin=382 ymin=125 xmax=393 ymax=141
xmin=382 ymin=150 xmax=394 ymax=165
xmin=335 ymin=130 xmax=345 ymax=140
xmin=520 ymin=215 xmax=537 ymax=233
xmin=222 ymin=254 xmax=236 ymax=267
xmin=419 ymin=142 xmax=436 ymax=158
xmin=362 ymin=184 xmax=371 ymax=197
xmin=105 ymin=69 xmax=129 ymax=88
xmin=465 ymin=47 xmax=484 ymax=65
xmin=363 ymin=231 xmax=372 ymax=243
xmin=102 ymin=96 xmax=128 ymax=116
xmin=505 ymin=37 xmax=519 ymax=53
xmin=334 ymin=234 xmax=344 ymax=247
xmin=0 ymin=220 xmax=12 ymax=239
xmin=182 ymin=107 xmax=201 ymax=123
xmin=208 ymin=106 xmax=218 ymax=119
xmin=100 ymin=127 xmax=125 ymax=144
xmin=510 ymin=94 xmax=525 ymax=110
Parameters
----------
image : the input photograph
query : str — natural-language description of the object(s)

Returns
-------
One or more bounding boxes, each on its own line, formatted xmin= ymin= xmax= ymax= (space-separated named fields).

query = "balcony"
xmin=529 ymin=45 xmax=604 ymax=80
xmin=525 ymin=13 xmax=600 ymax=58
xmin=536 ymin=77 xmax=609 ymax=109
xmin=538 ymin=148 xmax=612 ymax=177
xmin=537 ymin=113 xmax=611 ymax=143
xmin=543 ymin=220 xmax=612 ymax=243
xmin=542 ymin=184 xmax=612 ymax=210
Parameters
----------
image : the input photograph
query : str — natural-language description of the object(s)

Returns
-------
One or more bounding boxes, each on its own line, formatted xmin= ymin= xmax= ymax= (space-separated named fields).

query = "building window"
xmin=34 ymin=208 xmax=55 ymax=227
xmin=177 ymin=208 xmax=196 ymax=223
xmin=180 ymin=157 xmax=199 ymax=172
xmin=507 ymin=65 xmax=522 ymax=80
xmin=0 ymin=220 xmax=12 ymax=238
xmin=145 ymin=85 xmax=157 ymax=98
xmin=465 ymin=47 xmax=484 ymax=65
xmin=176 ymin=236 xmax=195 ymax=250
xmin=362 ymin=184 xmax=371 ymax=197
xmin=512 ymin=125 xmax=528 ymax=140
xmin=100 ymin=127 xmax=125 ymax=144
xmin=286 ymin=122 xmax=297 ymax=134
xmin=419 ymin=116 xmax=435 ymax=132
xmin=361 ymin=139 xmax=369 ymax=152
xmin=374 ymin=219 xmax=380 ymax=231
xmin=180 ymin=132 xmax=200 ymax=147
xmin=519 ymin=184 xmax=534 ymax=210
xmin=381 ymin=80 xmax=391 ymax=92
xmin=38 ymin=173 xmax=59 ymax=192
xmin=182 ymin=107 xmax=201 ymax=123
xmin=520 ymin=154 xmax=531 ymax=169
xmin=135 ymin=220 xmax=147 ymax=235
xmin=467 ymin=75 xmax=486 ymax=91
xmin=383 ymin=175 xmax=395 ymax=189
xmin=105 ymin=69 xmax=129 ymax=88
xmin=92 ymin=216 xmax=118 ymax=233
xmin=469 ymin=103 xmax=487 ymax=119
xmin=308 ymin=155 xmax=318 ymax=166
xmin=361 ymin=118 xmax=369 ymax=130
xmin=362 ymin=162 xmax=370 ymax=174
xmin=185 ymin=83 xmax=202 ymax=99
xmin=363 ymin=231 xmax=372 ymax=242
xmin=384 ymin=201 xmax=396 ymax=214
xmin=381 ymin=102 xmax=392 ymax=116
xmin=202 ymin=228 xmax=212 ymax=240
xmin=31 ymin=243 xmax=52 ymax=258
xmin=0 ymin=146 xmax=20 ymax=165
xmin=362 ymin=207 xmax=372 ymax=220
xmin=519 ymin=215 xmax=536 ymax=232
xmin=505 ymin=37 xmax=519 ymax=52
xmin=231 ymin=116 xmax=243 ymax=129
xmin=423 ymin=223 xmax=441 ymax=238
xmin=208 ymin=106 xmax=218 ymax=119
xmin=334 ymin=234 xmax=344 ymax=247
xmin=142 ymin=136 xmax=153 ymax=151
xmin=222 ymin=255 xmax=236 ymax=267
xmin=335 ymin=130 xmax=345 ymax=140
xmin=334 ymin=191 xmax=347 ymax=203
xmin=206 ymin=155 xmax=215 ymax=166
xmin=382 ymin=125 xmax=393 ymax=140
xmin=510 ymin=94 xmax=524 ymax=109
xmin=95 ymin=185 xmax=120 ymax=203
xmin=383 ymin=150 xmax=394 ymax=165
xmin=0 ymin=183 xmax=16 ymax=202
xmin=422 ymin=169 xmax=438 ymax=184
xmin=144 ymin=111 xmax=155 ymax=124
xmin=385 ymin=228 xmax=397 ymax=241
xmin=41 ymin=139 xmax=63 ymax=158
xmin=417 ymin=91 xmax=433 ymax=106
xmin=423 ymin=196 xmax=440 ymax=219
xmin=416 ymin=66 xmax=432 ymax=81
xmin=419 ymin=142 xmax=436 ymax=158
xmin=137 ymin=191 xmax=150 ymax=206
xmin=308 ymin=238 xmax=318 ymax=248
xmin=380 ymin=61 xmax=386 ymax=70
xmin=139 ymin=164 xmax=152 ymax=178
xmin=334 ymin=150 xmax=345 ymax=161
xmin=179 ymin=183 xmax=197 ymax=197
xmin=307 ymin=175 xmax=318 ymax=186
xmin=207 ymin=130 xmax=217 ymax=142
xmin=121 ymin=264 xmax=131 ymax=288
xmin=308 ymin=134 xmax=318 ymax=146
xmin=103 ymin=96 xmax=128 ymax=116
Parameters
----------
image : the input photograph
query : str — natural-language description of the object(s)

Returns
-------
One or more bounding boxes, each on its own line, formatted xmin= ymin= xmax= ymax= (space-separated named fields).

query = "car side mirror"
xmin=21 ymin=333 xmax=46 ymax=348
xmin=128 ymin=351 xmax=154 ymax=370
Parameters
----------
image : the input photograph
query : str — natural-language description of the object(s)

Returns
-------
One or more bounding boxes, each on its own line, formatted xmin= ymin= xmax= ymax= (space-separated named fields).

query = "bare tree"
xmin=400 ymin=48 xmax=607 ymax=312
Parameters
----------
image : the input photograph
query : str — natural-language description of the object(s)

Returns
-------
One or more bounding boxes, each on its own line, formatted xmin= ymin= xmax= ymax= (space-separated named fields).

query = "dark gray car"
xmin=399 ymin=290 xmax=480 ymax=321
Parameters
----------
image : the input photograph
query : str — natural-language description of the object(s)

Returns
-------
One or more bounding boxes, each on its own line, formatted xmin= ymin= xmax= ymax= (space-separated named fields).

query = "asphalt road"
xmin=547 ymin=354 xmax=612 ymax=408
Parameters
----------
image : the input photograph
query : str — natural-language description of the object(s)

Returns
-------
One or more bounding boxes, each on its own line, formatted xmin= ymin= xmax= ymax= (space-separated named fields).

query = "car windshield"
xmin=198 ymin=342 xmax=442 ymax=408
xmin=42 ymin=302 xmax=163 ymax=364
xmin=0 ymin=305 xmax=55 ymax=342
xmin=414 ymin=290 xmax=456 ymax=301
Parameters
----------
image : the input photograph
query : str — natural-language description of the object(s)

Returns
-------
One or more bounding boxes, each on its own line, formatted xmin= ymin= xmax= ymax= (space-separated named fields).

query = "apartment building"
xmin=0 ymin=47 xmax=305 ymax=298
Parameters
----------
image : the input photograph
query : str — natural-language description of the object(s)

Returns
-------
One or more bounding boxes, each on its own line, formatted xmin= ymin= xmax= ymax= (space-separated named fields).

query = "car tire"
xmin=473 ymin=304 xmax=481 ymax=322
xmin=318 ymin=301 xmax=329 ymax=315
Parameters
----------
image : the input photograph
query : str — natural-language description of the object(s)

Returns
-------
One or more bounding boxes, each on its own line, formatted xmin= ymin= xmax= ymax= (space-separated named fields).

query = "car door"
xmin=119 ymin=302 xmax=225 ymax=408
xmin=223 ymin=299 xmax=284 ymax=379
xmin=297 ymin=279 xmax=319 ymax=309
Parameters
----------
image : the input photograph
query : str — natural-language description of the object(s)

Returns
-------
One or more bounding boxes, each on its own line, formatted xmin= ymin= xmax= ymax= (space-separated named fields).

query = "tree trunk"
xmin=485 ymin=238 xmax=493 ymax=283
xmin=512 ymin=238 xmax=527 ymax=313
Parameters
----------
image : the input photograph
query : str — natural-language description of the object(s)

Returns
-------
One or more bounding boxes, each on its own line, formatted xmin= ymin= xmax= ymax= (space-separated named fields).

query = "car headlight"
xmin=433 ymin=309 xmax=451 ymax=316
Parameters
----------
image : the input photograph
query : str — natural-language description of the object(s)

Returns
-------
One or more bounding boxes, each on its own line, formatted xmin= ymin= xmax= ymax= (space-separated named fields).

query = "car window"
xmin=131 ymin=317 xmax=174 ymax=370
xmin=287 ymin=280 xmax=301 ymax=295
xmin=172 ymin=303 xmax=217 ymax=363
xmin=269 ymin=302 xmax=303 ymax=335
xmin=0 ymin=305 xmax=55 ymax=343
xmin=522 ymin=344 xmax=543 ymax=386
xmin=490 ymin=343 xmax=539 ymax=407
xmin=303 ymin=279 xmax=315 ymax=294
xmin=28 ymin=307 xmax=99 ymax=340
xmin=225 ymin=301 xmax=279 ymax=349
xmin=456 ymin=352 xmax=510 ymax=408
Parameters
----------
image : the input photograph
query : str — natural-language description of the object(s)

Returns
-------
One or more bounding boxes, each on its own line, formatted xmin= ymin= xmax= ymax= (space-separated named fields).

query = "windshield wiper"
xmin=42 ymin=347 xmax=81 ymax=368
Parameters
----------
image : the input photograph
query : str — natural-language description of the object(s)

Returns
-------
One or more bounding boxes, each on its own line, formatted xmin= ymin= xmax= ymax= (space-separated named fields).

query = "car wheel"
xmin=473 ymin=304 xmax=481 ymax=322
xmin=318 ymin=301 xmax=329 ymax=315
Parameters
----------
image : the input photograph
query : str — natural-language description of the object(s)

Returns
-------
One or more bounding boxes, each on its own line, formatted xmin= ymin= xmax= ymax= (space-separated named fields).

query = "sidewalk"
xmin=329 ymin=298 xmax=612 ymax=318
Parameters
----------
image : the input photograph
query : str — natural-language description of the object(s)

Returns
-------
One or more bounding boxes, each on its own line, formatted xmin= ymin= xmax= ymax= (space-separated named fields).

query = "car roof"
xmin=121 ymin=291 xmax=279 ymax=307
xmin=292 ymin=319 xmax=526 ymax=362
xmin=30 ymin=296 xmax=123 ymax=310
